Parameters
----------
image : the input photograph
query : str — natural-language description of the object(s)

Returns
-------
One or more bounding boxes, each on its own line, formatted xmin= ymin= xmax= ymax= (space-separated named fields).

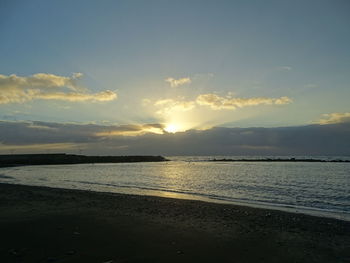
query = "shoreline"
xmin=112 ymin=185 xmax=350 ymax=222
xmin=1 ymin=183 xmax=349 ymax=262
xmin=2 ymin=179 xmax=348 ymax=222
xmin=1 ymin=182 xmax=348 ymax=222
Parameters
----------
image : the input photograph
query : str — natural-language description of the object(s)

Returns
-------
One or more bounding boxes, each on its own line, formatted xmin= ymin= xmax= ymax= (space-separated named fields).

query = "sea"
xmin=0 ymin=156 xmax=349 ymax=221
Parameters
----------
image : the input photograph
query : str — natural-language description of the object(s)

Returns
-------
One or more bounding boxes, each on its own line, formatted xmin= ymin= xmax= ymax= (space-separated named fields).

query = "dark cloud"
xmin=0 ymin=120 xmax=349 ymax=156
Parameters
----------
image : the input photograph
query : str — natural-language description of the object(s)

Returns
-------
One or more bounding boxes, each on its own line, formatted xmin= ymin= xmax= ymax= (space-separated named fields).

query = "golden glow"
xmin=0 ymin=142 xmax=80 ymax=152
xmin=164 ymin=123 xmax=181 ymax=133
xmin=96 ymin=127 xmax=163 ymax=137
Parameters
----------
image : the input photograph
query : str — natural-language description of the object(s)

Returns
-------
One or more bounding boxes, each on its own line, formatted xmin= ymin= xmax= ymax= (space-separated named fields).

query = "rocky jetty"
xmin=0 ymin=153 xmax=168 ymax=167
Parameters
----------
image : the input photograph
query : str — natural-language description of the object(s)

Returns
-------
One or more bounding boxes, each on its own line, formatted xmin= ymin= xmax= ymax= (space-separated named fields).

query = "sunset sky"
xmin=1 ymin=0 xmax=349 ymax=155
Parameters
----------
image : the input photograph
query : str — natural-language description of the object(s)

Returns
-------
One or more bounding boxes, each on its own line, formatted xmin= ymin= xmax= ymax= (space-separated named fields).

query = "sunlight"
xmin=164 ymin=123 xmax=180 ymax=133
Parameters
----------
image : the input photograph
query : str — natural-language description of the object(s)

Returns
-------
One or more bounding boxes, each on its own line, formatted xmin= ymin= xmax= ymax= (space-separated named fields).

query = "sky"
xmin=0 ymin=0 xmax=350 ymax=155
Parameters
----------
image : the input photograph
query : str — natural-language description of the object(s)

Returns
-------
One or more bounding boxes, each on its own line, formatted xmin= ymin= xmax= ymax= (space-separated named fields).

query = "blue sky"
xmin=0 ymin=0 xmax=350 ymax=154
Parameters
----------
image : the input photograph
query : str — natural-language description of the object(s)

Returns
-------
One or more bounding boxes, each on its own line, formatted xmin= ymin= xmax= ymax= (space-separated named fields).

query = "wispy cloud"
xmin=165 ymin=77 xmax=191 ymax=87
xmin=0 ymin=142 xmax=79 ymax=151
xmin=154 ymin=98 xmax=196 ymax=115
xmin=0 ymin=73 xmax=117 ymax=104
xmin=318 ymin=112 xmax=350 ymax=124
xmin=95 ymin=123 xmax=165 ymax=136
xmin=152 ymin=93 xmax=292 ymax=117
xmin=196 ymin=93 xmax=292 ymax=110
xmin=35 ymin=90 xmax=117 ymax=102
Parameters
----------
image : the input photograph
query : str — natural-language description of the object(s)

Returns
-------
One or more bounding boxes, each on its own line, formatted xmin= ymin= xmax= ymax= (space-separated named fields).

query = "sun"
xmin=164 ymin=123 xmax=180 ymax=133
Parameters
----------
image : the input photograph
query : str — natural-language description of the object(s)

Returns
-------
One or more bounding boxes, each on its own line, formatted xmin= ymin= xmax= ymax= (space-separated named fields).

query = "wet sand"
xmin=0 ymin=183 xmax=349 ymax=262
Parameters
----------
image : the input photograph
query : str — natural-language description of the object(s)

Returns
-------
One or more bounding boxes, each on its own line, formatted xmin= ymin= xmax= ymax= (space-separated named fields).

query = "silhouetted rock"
xmin=0 ymin=153 xmax=168 ymax=167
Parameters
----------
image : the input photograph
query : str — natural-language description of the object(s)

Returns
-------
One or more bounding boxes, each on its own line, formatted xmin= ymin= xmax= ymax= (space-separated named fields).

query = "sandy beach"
xmin=0 ymin=183 xmax=349 ymax=263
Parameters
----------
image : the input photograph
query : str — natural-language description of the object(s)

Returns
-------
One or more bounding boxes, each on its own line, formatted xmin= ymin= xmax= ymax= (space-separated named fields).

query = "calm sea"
xmin=1 ymin=156 xmax=349 ymax=220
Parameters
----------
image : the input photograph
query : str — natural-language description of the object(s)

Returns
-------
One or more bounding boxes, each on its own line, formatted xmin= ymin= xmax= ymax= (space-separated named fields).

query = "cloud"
xmin=0 ymin=121 xmax=165 ymax=146
xmin=154 ymin=98 xmax=196 ymax=115
xmin=151 ymin=93 xmax=291 ymax=119
xmin=35 ymin=90 xmax=117 ymax=102
xmin=0 ymin=142 xmax=79 ymax=151
xmin=0 ymin=73 xmax=117 ymax=104
xmin=142 ymin=98 xmax=151 ymax=106
xmin=318 ymin=112 xmax=350 ymax=124
xmin=196 ymin=93 xmax=292 ymax=110
xmin=165 ymin=77 xmax=191 ymax=87
xmin=95 ymin=123 xmax=165 ymax=136
xmin=0 ymin=120 xmax=349 ymax=156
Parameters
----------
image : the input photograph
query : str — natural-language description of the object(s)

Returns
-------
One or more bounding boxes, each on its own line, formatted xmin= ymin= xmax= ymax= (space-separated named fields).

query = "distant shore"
xmin=0 ymin=153 xmax=168 ymax=168
xmin=209 ymin=157 xmax=350 ymax=163
xmin=0 ymin=183 xmax=349 ymax=262
xmin=1 ymin=154 xmax=349 ymax=168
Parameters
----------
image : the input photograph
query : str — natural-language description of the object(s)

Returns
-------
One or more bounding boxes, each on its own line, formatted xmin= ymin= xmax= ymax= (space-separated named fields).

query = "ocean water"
xmin=0 ymin=156 xmax=349 ymax=220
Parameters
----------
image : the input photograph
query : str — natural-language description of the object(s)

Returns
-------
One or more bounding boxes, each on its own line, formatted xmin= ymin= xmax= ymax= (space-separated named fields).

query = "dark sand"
xmin=0 ymin=183 xmax=349 ymax=263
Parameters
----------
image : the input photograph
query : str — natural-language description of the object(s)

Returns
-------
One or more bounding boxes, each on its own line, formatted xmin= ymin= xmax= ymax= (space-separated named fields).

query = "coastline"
xmin=1 ymin=183 xmax=349 ymax=262
xmin=209 ymin=158 xmax=350 ymax=163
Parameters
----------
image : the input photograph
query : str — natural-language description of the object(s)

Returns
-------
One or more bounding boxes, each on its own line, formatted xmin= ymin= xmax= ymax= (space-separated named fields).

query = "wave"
xmin=0 ymin=174 xmax=14 ymax=179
